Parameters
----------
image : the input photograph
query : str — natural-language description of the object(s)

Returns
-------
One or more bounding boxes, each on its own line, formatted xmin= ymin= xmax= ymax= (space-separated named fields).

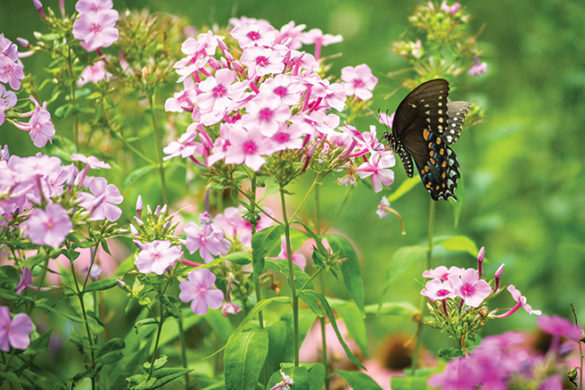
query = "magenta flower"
xmin=184 ymin=220 xmax=231 ymax=263
xmin=240 ymin=46 xmax=285 ymax=77
xmin=421 ymin=278 xmax=456 ymax=301
xmin=77 ymin=177 xmax=123 ymax=221
xmin=448 ymin=269 xmax=491 ymax=307
xmin=77 ymin=60 xmax=111 ymax=86
xmin=494 ymin=285 xmax=541 ymax=318
xmin=341 ymin=64 xmax=378 ymax=100
xmin=0 ymin=306 xmax=34 ymax=352
xmin=25 ymin=203 xmax=72 ymax=248
xmin=441 ymin=1 xmax=461 ymax=15
xmin=16 ymin=267 xmax=32 ymax=294
xmin=468 ymin=56 xmax=487 ymax=76
xmin=538 ymin=315 xmax=583 ymax=340
xmin=224 ymin=125 xmax=271 ymax=171
xmin=356 ymin=151 xmax=395 ymax=192
xmin=179 ymin=268 xmax=224 ymax=315
xmin=135 ymin=240 xmax=183 ymax=275
xmin=73 ymin=9 xmax=119 ymax=52
xmin=0 ymin=84 xmax=17 ymax=126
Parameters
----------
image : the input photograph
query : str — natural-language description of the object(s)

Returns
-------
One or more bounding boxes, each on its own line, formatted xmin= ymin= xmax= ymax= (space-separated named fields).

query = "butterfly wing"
xmin=389 ymin=79 xmax=466 ymax=200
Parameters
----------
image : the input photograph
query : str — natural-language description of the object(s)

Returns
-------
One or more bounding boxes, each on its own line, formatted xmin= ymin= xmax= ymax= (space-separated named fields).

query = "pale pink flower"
xmin=422 ymin=265 xmax=466 ymax=280
xmin=221 ymin=302 xmax=242 ymax=317
xmin=25 ymin=203 xmax=72 ymax=248
xmin=276 ymin=21 xmax=306 ymax=50
xmin=441 ymin=1 xmax=461 ymax=15
xmin=73 ymin=9 xmax=119 ymax=52
xmin=448 ymin=269 xmax=491 ymax=307
xmin=0 ymin=307 xmax=33 ymax=352
xmin=421 ymin=278 xmax=456 ymax=301
xmin=240 ymin=46 xmax=285 ymax=77
xmin=538 ymin=315 xmax=583 ymax=340
xmin=258 ymin=74 xmax=304 ymax=106
xmin=356 ymin=151 xmax=395 ymax=192
xmin=0 ymin=84 xmax=17 ymax=126
xmin=135 ymin=240 xmax=183 ymax=275
xmin=376 ymin=197 xmax=390 ymax=219
xmin=184 ymin=220 xmax=231 ymax=263
xmin=230 ymin=19 xmax=278 ymax=48
xmin=77 ymin=176 xmax=123 ymax=221
xmin=468 ymin=56 xmax=487 ymax=76
xmin=300 ymin=28 xmax=342 ymax=60
xmin=271 ymin=236 xmax=307 ymax=270
xmin=75 ymin=0 xmax=113 ymax=13
xmin=378 ymin=111 xmax=394 ymax=128
xmin=494 ymin=285 xmax=541 ymax=318
xmin=179 ymin=268 xmax=224 ymax=315
xmin=77 ymin=60 xmax=111 ymax=86
xmin=0 ymin=35 xmax=25 ymax=90
xmin=341 ymin=64 xmax=378 ymax=100
xmin=197 ymin=69 xmax=247 ymax=126
xmin=269 ymin=123 xmax=304 ymax=153
xmin=71 ymin=153 xmax=110 ymax=170
xmin=15 ymin=267 xmax=32 ymax=295
xmin=13 ymin=96 xmax=56 ymax=148
xmin=224 ymin=124 xmax=271 ymax=171
xmin=244 ymin=86 xmax=292 ymax=136
xmin=174 ymin=31 xmax=222 ymax=81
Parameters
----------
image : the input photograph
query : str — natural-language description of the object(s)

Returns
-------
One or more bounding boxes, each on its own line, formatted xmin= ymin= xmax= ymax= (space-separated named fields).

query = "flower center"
xmin=353 ymin=79 xmax=364 ymax=88
xmin=273 ymin=86 xmax=288 ymax=97
xmin=460 ymin=283 xmax=474 ymax=297
xmin=212 ymin=84 xmax=227 ymax=97
xmin=90 ymin=23 xmax=102 ymax=33
xmin=437 ymin=289 xmax=451 ymax=297
xmin=247 ymin=31 xmax=261 ymax=41
xmin=4 ymin=64 xmax=12 ymax=74
xmin=256 ymin=56 xmax=269 ymax=66
xmin=274 ymin=132 xmax=290 ymax=143
xmin=243 ymin=141 xmax=257 ymax=154
xmin=258 ymin=108 xmax=273 ymax=121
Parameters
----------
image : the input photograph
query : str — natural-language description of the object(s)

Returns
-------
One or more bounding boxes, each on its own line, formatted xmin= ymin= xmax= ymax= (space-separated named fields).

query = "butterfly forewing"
xmin=388 ymin=79 xmax=469 ymax=200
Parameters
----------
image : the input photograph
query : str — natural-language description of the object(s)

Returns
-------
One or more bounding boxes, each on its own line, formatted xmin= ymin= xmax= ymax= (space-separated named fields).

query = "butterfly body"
xmin=385 ymin=79 xmax=470 ymax=200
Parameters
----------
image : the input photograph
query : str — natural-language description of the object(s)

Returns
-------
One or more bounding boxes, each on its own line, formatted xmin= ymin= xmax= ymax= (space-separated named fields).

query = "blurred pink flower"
xmin=179 ymin=268 xmax=224 ymax=315
xmin=270 ymin=236 xmax=306 ymax=270
xmin=73 ymin=9 xmax=119 ymax=51
xmin=135 ymin=240 xmax=183 ymax=275
xmin=221 ymin=302 xmax=242 ymax=317
xmin=77 ymin=60 xmax=111 ymax=86
xmin=441 ymin=1 xmax=461 ymax=15
xmin=15 ymin=267 xmax=32 ymax=294
xmin=25 ymin=203 xmax=72 ymax=248
xmin=0 ymin=306 xmax=33 ymax=352
xmin=184 ymin=220 xmax=231 ymax=263
xmin=538 ymin=315 xmax=583 ymax=341
xmin=341 ymin=64 xmax=377 ymax=100
xmin=468 ymin=55 xmax=487 ymax=76
xmin=494 ymin=285 xmax=541 ymax=318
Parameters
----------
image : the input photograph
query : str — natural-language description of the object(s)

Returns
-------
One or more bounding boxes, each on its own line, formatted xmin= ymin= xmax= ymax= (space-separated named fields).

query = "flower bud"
xmin=136 ymin=195 xmax=143 ymax=218
xmin=494 ymin=263 xmax=504 ymax=291
xmin=477 ymin=246 xmax=485 ymax=277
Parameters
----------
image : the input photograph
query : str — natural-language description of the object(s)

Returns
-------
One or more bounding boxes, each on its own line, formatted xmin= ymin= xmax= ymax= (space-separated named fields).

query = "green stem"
xmin=322 ymin=186 xmax=353 ymax=234
xmin=289 ymin=174 xmax=321 ymax=222
xmin=280 ymin=186 xmax=299 ymax=366
xmin=148 ymin=302 xmax=165 ymax=379
xmin=570 ymin=304 xmax=583 ymax=390
xmin=70 ymin=260 xmax=96 ymax=390
xmin=148 ymin=91 xmax=168 ymax=204
xmin=177 ymin=315 xmax=190 ymax=390
xmin=249 ymin=175 xmax=264 ymax=329
xmin=65 ymin=46 xmax=79 ymax=150
xmin=315 ymin=185 xmax=330 ymax=390
xmin=235 ymin=186 xmax=282 ymax=225
xmin=411 ymin=199 xmax=435 ymax=374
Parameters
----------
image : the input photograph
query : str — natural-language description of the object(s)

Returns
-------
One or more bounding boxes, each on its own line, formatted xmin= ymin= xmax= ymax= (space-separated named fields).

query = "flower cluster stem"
xmin=177 ymin=315 xmax=190 ymax=390
xmin=411 ymin=199 xmax=435 ymax=374
xmin=280 ymin=186 xmax=299 ymax=366
xmin=148 ymin=91 xmax=169 ymax=204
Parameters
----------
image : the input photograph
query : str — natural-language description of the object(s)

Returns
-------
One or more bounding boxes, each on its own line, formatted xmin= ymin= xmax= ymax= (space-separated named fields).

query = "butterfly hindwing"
xmin=388 ymin=79 xmax=469 ymax=200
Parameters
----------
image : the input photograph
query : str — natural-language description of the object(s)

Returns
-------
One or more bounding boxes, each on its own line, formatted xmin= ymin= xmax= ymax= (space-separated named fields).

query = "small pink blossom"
xmin=494 ymin=285 xmax=541 ymax=318
xmin=197 ymin=68 xmax=246 ymax=126
xmin=25 ymin=203 xmax=72 ymax=248
xmin=441 ymin=1 xmax=461 ymax=15
xmin=75 ymin=0 xmax=113 ymax=13
xmin=258 ymin=74 xmax=304 ymax=106
xmin=71 ymin=153 xmax=111 ymax=169
xmin=73 ymin=9 xmax=119 ymax=51
xmin=184 ymin=219 xmax=231 ymax=263
xmin=468 ymin=55 xmax=487 ymax=76
xmin=378 ymin=111 xmax=395 ymax=129
xmin=135 ymin=240 xmax=183 ymax=275
xmin=421 ymin=278 xmax=456 ymax=301
xmin=376 ymin=197 xmax=390 ymax=219
xmin=300 ymin=28 xmax=342 ymax=60
xmin=341 ymin=64 xmax=378 ymax=100
xmin=538 ymin=315 xmax=583 ymax=340
xmin=448 ymin=269 xmax=491 ymax=307
xmin=240 ymin=46 xmax=285 ymax=77
xmin=224 ymin=125 xmax=271 ymax=171
xmin=269 ymin=123 xmax=305 ymax=153
xmin=179 ymin=268 xmax=224 ymax=315
xmin=230 ymin=19 xmax=277 ymax=48
xmin=276 ymin=21 xmax=306 ymax=50
xmin=271 ymin=236 xmax=307 ymax=270
xmin=0 ymin=84 xmax=17 ymax=126
xmin=0 ymin=307 xmax=34 ymax=352
xmin=0 ymin=36 xmax=25 ymax=90
xmin=13 ymin=96 xmax=56 ymax=148
xmin=77 ymin=176 xmax=123 ymax=221
xmin=422 ymin=265 xmax=466 ymax=280
xmin=356 ymin=151 xmax=395 ymax=192
xmin=77 ymin=60 xmax=111 ymax=86
xmin=221 ymin=302 xmax=242 ymax=317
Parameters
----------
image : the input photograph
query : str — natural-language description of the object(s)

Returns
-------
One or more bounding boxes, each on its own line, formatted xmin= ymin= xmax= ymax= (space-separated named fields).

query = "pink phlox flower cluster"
xmin=77 ymin=60 xmax=111 ymax=86
xmin=179 ymin=268 xmax=224 ymax=315
xmin=73 ymin=0 xmax=119 ymax=52
xmin=25 ymin=203 xmax=72 ymax=248
xmin=429 ymin=332 xmax=564 ymax=389
xmin=421 ymin=266 xmax=491 ymax=307
xmin=0 ymin=306 xmax=34 ymax=352
xmin=538 ymin=315 xmax=583 ymax=341
xmin=0 ymin=34 xmax=25 ymax=91
xmin=135 ymin=240 xmax=183 ymax=275
xmin=183 ymin=212 xmax=231 ymax=263
xmin=12 ymin=96 xmax=56 ymax=148
xmin=213 ymin=205 xmax=275 ymax=247
xmin=165 ymin=17 xmax=386 ymax=189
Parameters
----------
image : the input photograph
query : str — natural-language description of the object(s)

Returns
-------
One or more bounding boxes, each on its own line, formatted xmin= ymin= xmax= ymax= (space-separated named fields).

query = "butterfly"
xmin=384 ymin=79 xmax=470 ymax=200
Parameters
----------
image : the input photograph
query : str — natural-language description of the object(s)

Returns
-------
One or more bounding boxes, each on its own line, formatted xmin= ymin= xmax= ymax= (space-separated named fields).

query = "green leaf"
xmin=336 ymin=301 xmax=368 ymax=357
xmin=97 ymin=338 xmax=125 ymax=358
xmin=383 ymin=245 xmax=426 ymax=295
xmin=224 ymin=329 xmax=269 ymax=390
xmin=264 ymin=259 xmax=312 ymax=291
xmin=387 ymin=177 xmax=420 ymax=202
xmin=151 ymin=367 xmax=192 ymax=389
xmin=334 ymin=370 xmax=383 ymax=390
xmin=266 ymin=319 xmax=289 ymax=374
xmin=233 ymin=296 xmax=290 ymax=335
xmin=298 ymin=291 xmax=365 ymax=369
xmin=390 ymin=376 xmax=429 ymax=390
xmin=449 ymin=175 xmax=464 ymax=227
xmin=268 ymin=366 xmax=310 ymax=390
xmin=251 ymin=225 xmax=284 ymax=282
xmin=84 ymin=278 xmax=118 ymax=293
xmin=436 ymin=235 xmax=478 ymax=257
xmin=365 ymin=302 xmax=418 ymax=317
xmin=220 ymin=251 xmax=252 ymax=265
xmin=205 ymin=309 xmax=234 ymax=341
xmin=298 ymin=291 xmax=325 ymax=317
xmin=123 ymin=165 xmax=157 ymax=190
xmin=98 ymin=350 xmax=124 ymax=365
xmin=325 ymin=234 xmax=365 ymax=313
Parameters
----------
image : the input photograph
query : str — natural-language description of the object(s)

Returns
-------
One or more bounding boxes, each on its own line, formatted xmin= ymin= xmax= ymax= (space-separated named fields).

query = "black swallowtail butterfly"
xmin=384 ymin=79 xmax=470 ymax=201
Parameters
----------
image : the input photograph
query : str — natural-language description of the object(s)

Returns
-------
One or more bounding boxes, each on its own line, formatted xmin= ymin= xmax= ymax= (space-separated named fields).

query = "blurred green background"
xmin=2 ymin=0 xmax=585 ymax=359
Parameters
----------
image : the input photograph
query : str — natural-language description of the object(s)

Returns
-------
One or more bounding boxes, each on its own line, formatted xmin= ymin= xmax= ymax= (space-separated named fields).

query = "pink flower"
xmin=25 ymin=203 xmax=72 ymax=248
xmin=494 ymin=285 xmax=541 ymax=318
xmin=221 ymin=302 xmax=242 ymax=317
xmin=77 ymin=60 xmax=111 ymax=86
xmin=276 ymin=21 xmax=306 ymax=50
xmin=0 ymin=307 xmax=33 ymax=352
xmin=341 ymin=64 xmax=378 ymax=100
xmin=0 ymin=35 xmax=25 ymax=90
xmin=422 ymin=265 xmax=466 ymax=280
xmin=376 ymin=197 xmax=390 ymax=219
xmin=0 ymin=84 xmax=17 ymax=126
xmin=135 ymin=240 xmax=183 ymax=275
xmin=258 ymin=74 xmax=304 ymax=106
xmin=75 ymin=0 xmax=113 ymax=13
xmin=230 ymin=19 xmax=277 ymax=48
xmin=300 ymin=28 xmax=342 ymax=60
xmin=224 ymin=124 xmax=271 ymax=171
xmin=269 ymin=123 xmax=304 ymax=153
xmin=538 ymin=315 xmax=583 ymax=340
xmin=197 ymin=68 xmax=246 ymax=126
xmin=356 ymin=151 xmax=395 ymax=192
xmin=179 ymin=268 xmax=224 ymax=315
xmin=77 ymin=176 xmax=123 ymax=221
xmin=12 ymin=96 xmax=56 ymax=148
xmin=421 ymin=278 xmax=456 ymax=301
xmin=174 ymin=31 xmax=221 ymax=81
xmin=448 ymin=269 xmax=491 ymax=307
xmin=73 ymin=9 xmax=119 ymax=51
xmin=468 ymin=56 xmax=487 ymax=76
xmin=184 ymin=219 xmax=231 ymax=263
xmin=15 ymin=267 xmax=32 ymax=294
xmin=441 ymin=1 xmax=461 ymax=15
xmin=240 ymin=46 xmax=285 ymax=77
xmin=378 ymin=111 xmax=394 ymax=128
xmin=271 ymin=236 xmax=307 ymax=270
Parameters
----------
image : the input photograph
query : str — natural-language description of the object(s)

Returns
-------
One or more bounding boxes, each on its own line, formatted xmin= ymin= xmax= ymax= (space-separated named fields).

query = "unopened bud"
xmin=116 ymin=279 xmax=126 ymax=288
xmin=136 ymin=195 xmax=143 ymax=218
xmin=133 ymin=240 xmax=144 ymax=250
xmin=154 ymin=205 xmax=161 ymax=217
xmin=129 ymin=224 xmax=138 ymax=235
xmin=477 ymin=246 xmax=485 ymax=277
xmin=494 ymin=264 xmax=505 ymax=291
